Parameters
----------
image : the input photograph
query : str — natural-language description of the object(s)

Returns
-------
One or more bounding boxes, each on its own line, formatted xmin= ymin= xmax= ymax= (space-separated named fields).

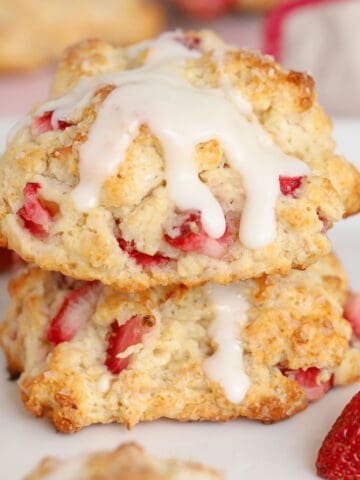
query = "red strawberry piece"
xmin=31 ymin=111 xmax=71 ymax=136
xmin=47 ymin=281 xmax=102 ymax=345
xmin=105 ymin=315 xmax=154 ymax=374
xmin=31 ymin=112 xmax=53 ymax=136
xmin=118 ymin=238 xmax=171 ymax=267
xmin=164 ymin=210 xmax=228 ymax=258
xmin=344 ymin=293 xmax=360 ymax=340
xmin=317 ymin=209 xmax=329 ymax=233
xmin=173 ymin=0 xmax=234 ymax=19
xmin=176 ymin=34 xmax=201 ymax=50
xmin=17 ymin=182 xmax=55 ymax=238
xmin=0 ymin=248 xmax=15 ymax=273
xmin=316 ymin=390 xmax=360 ymax=480
xmin=57 ymin=119 xmax=72 ymax=130
xmin=279 ymin=175 xmax=304 ymax=196
xmin=283 ymin=367 xmax=333 ymax=402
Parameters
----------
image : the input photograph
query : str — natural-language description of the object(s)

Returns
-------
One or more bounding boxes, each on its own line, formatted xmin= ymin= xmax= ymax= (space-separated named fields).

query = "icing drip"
xmin=204 ymin=283 xmax=250 ymax=404
xmin=36 ymin=31 xmax=309 ymax=249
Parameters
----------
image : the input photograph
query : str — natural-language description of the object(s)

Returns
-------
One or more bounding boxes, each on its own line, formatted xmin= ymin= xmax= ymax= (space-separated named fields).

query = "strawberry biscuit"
xmin=1 ymin=254 xmax=359 ymax=432
xmin=0 ymin=31 xmax=359 ymax=291
xmin=25 ymin=442 xmax=222 ymax=480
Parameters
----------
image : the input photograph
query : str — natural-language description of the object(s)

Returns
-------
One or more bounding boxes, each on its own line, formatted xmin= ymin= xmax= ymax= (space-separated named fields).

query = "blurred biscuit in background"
xmin=0 ymin=0 xmax=165 ymax=71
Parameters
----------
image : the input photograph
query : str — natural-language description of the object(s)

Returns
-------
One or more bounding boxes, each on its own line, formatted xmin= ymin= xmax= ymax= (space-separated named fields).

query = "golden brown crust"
xmin=0 ymin=0 xmax=164 ymax=71
xmin=1 ymin=254 xmax=358 ymax=433
xmin=0 ymin=32 xmax=359 ymax=291
xmin=25 ymin=442 xmax=222 ymax=480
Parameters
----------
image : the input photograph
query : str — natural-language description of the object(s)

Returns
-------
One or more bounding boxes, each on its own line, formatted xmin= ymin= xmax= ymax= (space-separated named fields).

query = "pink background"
xmin=0 ymin=14 xmax=263 ymax=116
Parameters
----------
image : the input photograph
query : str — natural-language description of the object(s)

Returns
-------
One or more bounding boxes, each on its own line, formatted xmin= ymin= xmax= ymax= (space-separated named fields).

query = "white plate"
xmin=0 ymin=118 xmax=359 ymax=479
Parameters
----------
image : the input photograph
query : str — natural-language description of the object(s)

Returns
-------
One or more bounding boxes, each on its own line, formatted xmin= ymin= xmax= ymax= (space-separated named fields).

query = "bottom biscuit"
xmin=0 ymin=255 xmax=359 ymax=432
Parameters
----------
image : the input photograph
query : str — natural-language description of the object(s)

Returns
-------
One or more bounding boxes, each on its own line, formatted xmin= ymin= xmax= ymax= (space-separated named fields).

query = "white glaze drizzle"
xmin=35 ymin=31 xmax=309 ymax=248
xmin=6 ymin=116 xmax=31 ymax=144
xmin=204 ymin=283 xmax=250 ymax=404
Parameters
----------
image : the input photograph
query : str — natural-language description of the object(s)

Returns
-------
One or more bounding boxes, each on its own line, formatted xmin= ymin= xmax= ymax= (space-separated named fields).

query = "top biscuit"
xmin=0 ymin=30 xmax=359 ymax=291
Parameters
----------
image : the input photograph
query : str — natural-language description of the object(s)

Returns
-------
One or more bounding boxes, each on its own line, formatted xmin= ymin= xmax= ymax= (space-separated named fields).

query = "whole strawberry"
xmin=316 ymin=391 xmax=360 ymax=479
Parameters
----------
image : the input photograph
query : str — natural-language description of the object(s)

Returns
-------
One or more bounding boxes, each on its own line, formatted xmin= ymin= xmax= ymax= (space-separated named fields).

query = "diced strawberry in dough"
xmin=317 ymin=210 xmax=329 ymax=233
xmin=118 ymin=239 xmax=171 ymax=267
xmin=105 ymin=315 xmax=154 ymax=374
xmin=31 ymin=112 xmax=53 ymax=136
xmin=47 ymin=282 xmax=102 ymax=345
xmin=176 ymin=34 xmax=201 ymax=50
xmin=31 ymin=111 xmax=71 ymax=136
xmin=283 ymin=367 xmax=333 ymax=401
xmin=17 ymin=182 xmax=55 ymax=238
xmin=279 ymin=175 xmax=304 ymax=196
xmin=164 ymin=210 xmax=228 ymax=258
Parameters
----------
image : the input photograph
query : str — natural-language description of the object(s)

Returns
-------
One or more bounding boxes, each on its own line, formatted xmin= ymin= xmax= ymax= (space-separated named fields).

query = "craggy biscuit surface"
xmin=25 ymin=442 xmax=222 ymax=480
xmin=0 ymin=31 xmax=359 ymax=292
xmin=1 ymin=254 xmax=359 ymax=433
xmin=0 ymin=0 xmax=164 ymax=71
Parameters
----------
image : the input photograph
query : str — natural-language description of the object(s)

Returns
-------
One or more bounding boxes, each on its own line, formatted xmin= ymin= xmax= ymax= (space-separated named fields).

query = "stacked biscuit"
xmin=0 ymin=30 xmax=359 ymax=433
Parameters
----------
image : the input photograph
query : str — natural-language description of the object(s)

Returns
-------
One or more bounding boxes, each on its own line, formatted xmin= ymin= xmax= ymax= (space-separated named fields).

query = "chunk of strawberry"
xmin=47 ymin=281 xmax=102 ymax=345
xmin=316 ymin=391 xmax=360 ymax=479
xmin=0 ymin=248 xmax=14 ymax=273
xmin=344 ymin=293 xmax=360 ymax=339
xmin=279 ymin=175 xmax=304 ymax=196
xmin=31 ymin=111 xmax=71 ymax=137
xmin=283 ymin=367 xmax=333 ymax=401
xmin=17 ymin=183 xmax=55 ymax=238
xmin=118 ymin=238 xmax=171 ymax=267
xmin=318 ymin=214 xmax=329 ymax=233
xmin=164 ymin=210 xmax=228 ymax=258
xmin=31 ymin=112 xmax=53 ymax=136
xmin=57 ymin=119 xmax=72 ymax=130
xmin=105 ymin=315 xmax=154 ymax=374
xmin=173 ymin=0 xmax=234 ymax=19
xmin=176 ymin=34 xmax=201 ymax=50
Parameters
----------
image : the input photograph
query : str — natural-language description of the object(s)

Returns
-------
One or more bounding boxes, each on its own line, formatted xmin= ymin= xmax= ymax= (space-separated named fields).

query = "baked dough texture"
xmin=1 ymin=254 xmax=359 ymax=433
xmin=0 ymin=31 xmax=359 ymax=292
xmin=25 ymin=442 xmax=222 ymax=480
xmin=0 ymin=0 xmax=164 ymax=71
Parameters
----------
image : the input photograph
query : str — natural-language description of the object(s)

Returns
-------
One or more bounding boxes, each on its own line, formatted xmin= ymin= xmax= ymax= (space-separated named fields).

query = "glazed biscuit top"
xmin=11 ymin=31 xmax=308 ymax=250
xmin=2 ymin=30 xmax=360 ymax=290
